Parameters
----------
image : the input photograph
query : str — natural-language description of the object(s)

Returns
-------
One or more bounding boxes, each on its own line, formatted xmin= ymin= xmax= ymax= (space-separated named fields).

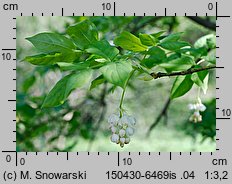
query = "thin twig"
xmin=187 ymin=16 xmax=216 ymax=31
xmin=147 ymin=98 xmax=171 ymax=136
xmin=150 ymin=65 xmax=216 ymax=79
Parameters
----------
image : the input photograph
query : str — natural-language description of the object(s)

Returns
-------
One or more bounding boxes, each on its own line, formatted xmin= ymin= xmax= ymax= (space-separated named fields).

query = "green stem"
xmin=197 ymin=87 xmax=201 ymax=103
xmin=119 ymin=89 xmax=126 ymax=117
xmin=197 ymin=87 xmax=201 ymax=99
xmin=142 ymin=54 xmax=147 ymax=60
xmin=119 ymin=69 xmax=136 ymax=117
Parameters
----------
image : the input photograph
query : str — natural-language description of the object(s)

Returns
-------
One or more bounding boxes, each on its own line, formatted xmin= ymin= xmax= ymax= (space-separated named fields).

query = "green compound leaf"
xmin=42 ymin=70 xmax=92 ymax=108
xmin=86 ymin=40 xmax=119 ymax=61
xmin=191 ymin=70 xmax=209 ymax=94
xmin=160 ymin=32 xmax=183 ymax=43
xmin=23 ymin=52 xmax=80 ymax=65
xmin=67 ymin=20 xmax=98 ymax=50
xmin=26 ymin=32 xmax=76 ymax=53
xmin=22 ymin=75 xmax=36 ymax=93
xmin=180 ymin=47 xmax=208 ymax=59
xmin=57 ymin=62 xmax=90 ymax=71
xmin=23 ymin=53 xmax=63 ymax=65
xmin=151 ymin=31 xmax=166 ymax=39
xmin=159 ymin=56 xmax=194 ymax=72
xmin=171 ymin=75 xmax=194 ymax=99
xmin=90 ymin=75 xmax=106 ymax=90
xmin=114 ymin=31 xmax=148 ymax=52
xmin=142 ymin=46 xmax=166 ymax=68
xmin=139 ymin=33 xmax=156 ymax=46
xmin=100 ymin=61 xmax=133 ymax=88
xmin=194 ymin=34 xmax=216 ymax=49
xmin=159 ymin=41 xmax=190 ymax=51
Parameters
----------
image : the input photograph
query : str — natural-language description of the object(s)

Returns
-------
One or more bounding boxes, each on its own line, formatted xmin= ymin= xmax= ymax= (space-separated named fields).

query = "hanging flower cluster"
xmin=108 ymin=114 xmax=136 ymax=148
xmin=188 ymin=98 xmax=206 ymax=123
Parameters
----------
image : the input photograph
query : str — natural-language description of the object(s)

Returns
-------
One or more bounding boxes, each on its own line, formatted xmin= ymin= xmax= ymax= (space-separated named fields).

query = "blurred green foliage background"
xmin=16 ymin=16 xmax=216 ymax=152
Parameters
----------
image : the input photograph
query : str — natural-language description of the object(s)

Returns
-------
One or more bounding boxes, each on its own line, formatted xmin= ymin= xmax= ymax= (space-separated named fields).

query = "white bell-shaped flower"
xmin=188 ymin=104 xmax=195 ymax=110
xmin=108 ymin=114 xmax=119 ymax=125
xmin=198 ymin=103 xmax=206 ymax=112
xmin=127 ymin=116 xmax=136 ymax=127
xmin=111 ymin=134 xmax=119 ymax=143
xmin=194 ymin=111 xmax=200 ymax=117
xmin=189 ymin=110 xmax=203 ymax=123
xmin=197 ymin=115 xmax=202 ymax=122
xmin=119 ymin=129 xmax=126 ymax=137
xmin=120 ymin=137 xmax=125 ymax=144
xmin=111 ymin=126 xmax=117 ymax=133
xmin=188 ymin=98 xmax=206 ymax=123
xmin=126 ymin=127 xmax=134 ymax=136
xmin=125 ymin=137 xmax=130 ymax=144
xmin=118 ymin=116 xmax=127 ymax=127
xmin=108 ymin=113 xmax=136 ymax=148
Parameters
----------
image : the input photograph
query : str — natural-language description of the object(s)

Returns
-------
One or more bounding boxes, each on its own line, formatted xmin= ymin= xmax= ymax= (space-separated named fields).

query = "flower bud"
xmin=188 ymin=99 xmax=206 ymax=123
xmin=194 ymin=111 xmax=200 ymax=117
xmin=119 ymin=129 xmax=126 ymax=137
xmin=197 ymin=115 xmax=202 ymax=122
xmin=126 ymin=127 xmax=134 ymax=136
xmin=108 ymin=114 xmax=119 ymax=124
xmin=108 ymin=113 xmax=136 ymax=147
xmin=188 ymin=104 xmax=195 ymax=110
xmin=111 ymin=134 xmax=119 ymax=143
xmin=111 ymin=126 xmax=117 ymax=133
xmin=128 ymin=116 xmax=136 ymax=126
xmin=120 ymin=137 xmax=125 ymax=144
xmin=118 ymin=116 xmax=127 ymax=126
xmin=198 ymin=104 xmax=206 ymax=112
xmin=125 ymin=137 xmax=130 ymax=144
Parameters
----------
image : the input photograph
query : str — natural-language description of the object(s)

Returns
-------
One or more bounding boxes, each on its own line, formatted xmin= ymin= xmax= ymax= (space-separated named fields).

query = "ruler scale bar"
xmin=0 ymin=0 xmax=231 ymax=183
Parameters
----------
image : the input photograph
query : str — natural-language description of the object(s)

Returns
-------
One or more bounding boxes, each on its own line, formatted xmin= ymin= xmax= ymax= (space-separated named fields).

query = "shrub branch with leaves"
xmin=23 ymin=19 xmax=216 ymax=148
